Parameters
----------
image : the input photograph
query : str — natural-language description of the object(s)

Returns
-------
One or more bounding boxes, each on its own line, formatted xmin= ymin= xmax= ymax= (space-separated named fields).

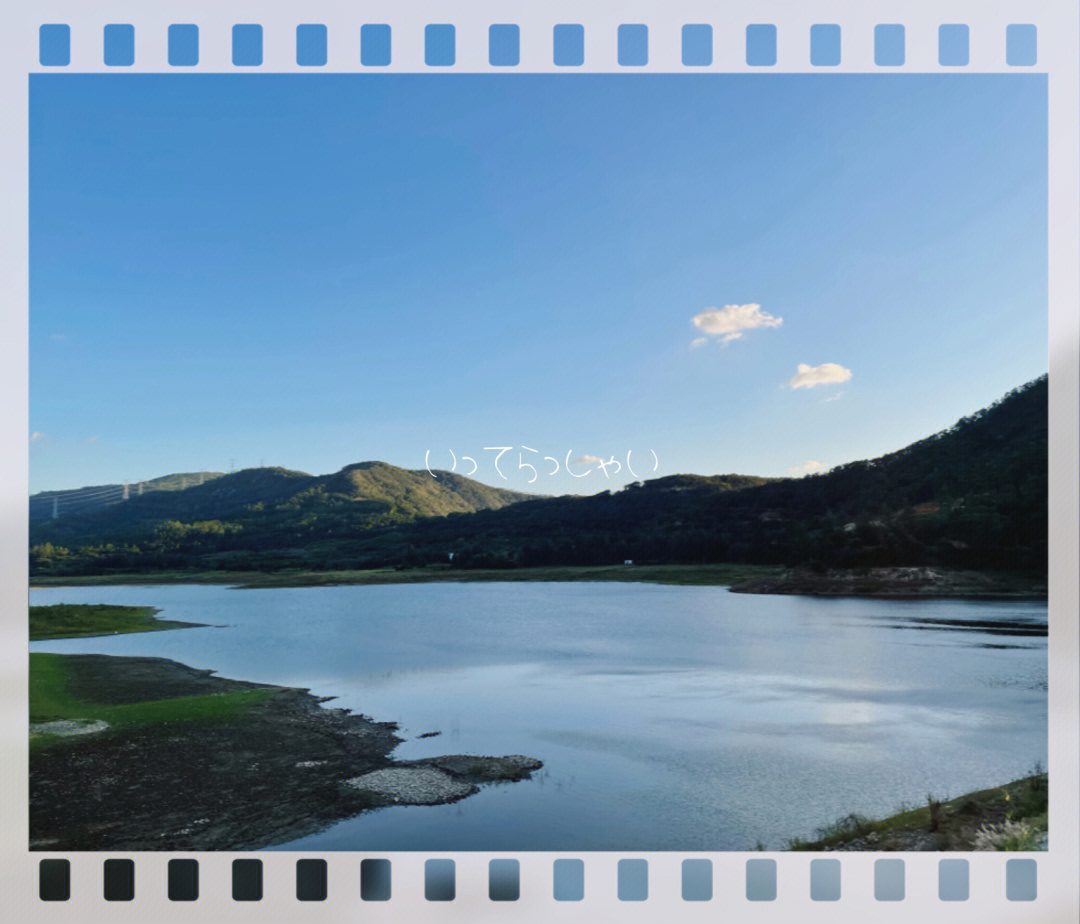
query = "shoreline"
xmin=785 ymin=772 xmax=1048 ymax=851
xmin=30 ymin=563 xmax=1047 ymax=599
xmin=30 ymin=653 xmax=542 ymax=851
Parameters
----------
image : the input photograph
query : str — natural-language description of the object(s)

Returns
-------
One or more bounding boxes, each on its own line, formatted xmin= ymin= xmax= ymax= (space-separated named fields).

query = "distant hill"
xmin=29 ymin=472 xmax=225 ymax=524
xmin=30 ymin=377 xmax=1047 ymax=577
xmin=30 ymin=462 xmax=532 ymax=572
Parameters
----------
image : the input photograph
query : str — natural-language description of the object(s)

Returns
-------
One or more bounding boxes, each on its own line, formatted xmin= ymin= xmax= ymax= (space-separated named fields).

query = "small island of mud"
xmin=30 ymin=654 xmax=541 ymax=851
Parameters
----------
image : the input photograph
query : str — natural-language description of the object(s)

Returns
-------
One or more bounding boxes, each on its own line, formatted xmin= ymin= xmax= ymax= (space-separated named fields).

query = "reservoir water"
xmin=29 ymin=582 xmax=1047 ymax=850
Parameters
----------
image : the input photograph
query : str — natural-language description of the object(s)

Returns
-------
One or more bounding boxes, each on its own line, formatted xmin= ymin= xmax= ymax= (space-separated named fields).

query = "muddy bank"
xmin=731 ymin=567 xmax=1047 ymax=600
xmin=30 ymin=655 xmax=541 ymax=851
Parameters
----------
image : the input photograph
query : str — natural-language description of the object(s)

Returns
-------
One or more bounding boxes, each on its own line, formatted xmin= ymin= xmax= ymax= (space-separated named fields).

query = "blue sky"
xmin=30 ymin=74 xmax=1046 ymax=494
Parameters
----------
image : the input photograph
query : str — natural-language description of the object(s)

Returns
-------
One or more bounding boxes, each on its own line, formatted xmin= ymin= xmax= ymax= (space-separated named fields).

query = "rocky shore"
xmin=730 ymin=566 xmax=1047 ymax=599
xmin=30 ymin=654 xmax=542 ymax=851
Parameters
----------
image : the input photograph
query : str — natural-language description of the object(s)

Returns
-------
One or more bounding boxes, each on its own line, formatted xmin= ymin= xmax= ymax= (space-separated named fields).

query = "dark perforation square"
xmin=746 ymin=25 xmax=777 ymax=67
xmin=361 ymin=859 xmax=391 ymax=901
xmin=425 ymin=25 xmax=455 ymax=67
xmin=811 ymin=24 xmax=841 ymax=66
xmin=1007 ymin=25 xmax=1037 ymax=66
xmin=167 ymin=859 xmax=198 ymax=902
xmin=39 ymin=25 xmax=70 ymax=67
xmin=939 ymin=859 xmax=969 ymax=901
xmin=232 ymin=859 xmax=262 ymax=901
xmin=489 ymin=859 xmax=519 ymax=901
xmin=746 ymin=859 xmax=776 ymax=901
xmin=489 ymin=25 xmax=520 ymax=67
xmin=425 ymin=859 xmax=455 ymax=901
xmin=232 ymin=25 xmax=263 ymax=67
xmin=38 ymin=859 xmax=69 ymax=902
xmin=553 ymin=859 xmax=584 ymax=901
xmin=681 ymin=859 xmax=712 ymax=901
xmin=810 ymin=858 xmax=841 ymax=901
xmin=103 ymin=24 xmax=134 ymax=67
xmin=361 ymin=24 xmax=391 ymax=67
xmin=939 ymin=25 xmax=970 ymax=67
xmin=874 ymin=859 xmax=905 ymax=901
xmin=618 ymin=25 xmax=648 ymax=67
xmin=553 ymin=24 xmax=584 ymax=67
xmin=103 ymin=859 xmax=134 ymax=902
xmin=617 ymin=859 xmax=647 ymax=901
xmin=875 ymin=24 xmax=905 ymax=66
xmin=681 ymin=25 xmax=712 ymax=67
xmin=296 ymin=25 xmax=327 ymax=67
xmin=296 ymin=859 xmax=327 ymax=901
xmin=1006 ymin=859 xmax=1037 ymax=901
xmin=168 ymin=24 xmax=198 ymax=67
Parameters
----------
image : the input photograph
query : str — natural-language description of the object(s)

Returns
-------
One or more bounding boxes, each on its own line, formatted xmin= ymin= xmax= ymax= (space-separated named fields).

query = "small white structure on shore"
xmin=624 ymin=559 xmax=633 ymax=565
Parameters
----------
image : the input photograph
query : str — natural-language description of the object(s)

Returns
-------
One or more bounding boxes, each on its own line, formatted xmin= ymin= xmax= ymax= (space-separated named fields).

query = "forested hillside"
xmin=30 ymin=377 xmax=1047 ymax=578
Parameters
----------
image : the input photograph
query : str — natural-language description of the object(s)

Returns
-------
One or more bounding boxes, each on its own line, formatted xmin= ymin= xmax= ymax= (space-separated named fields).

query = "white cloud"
xmin=823 ymin=391 xmax=845 ymax=403
xmin=690 ymin=337 xmax=708 ymax=349
xmin=570 ymin=454 xmax=603 ymax=467
xmin=691 ymin=304 xmax=782 ymax=343
xmin=789 ymin=460 xmax=828 ymax=476
xmin=29 ymin=431 xmax=45 ymax=442
xmin=787 ymin=362 xmax=852 ymax=390
xmin=82 ymin=435 xmax=99 ymax=444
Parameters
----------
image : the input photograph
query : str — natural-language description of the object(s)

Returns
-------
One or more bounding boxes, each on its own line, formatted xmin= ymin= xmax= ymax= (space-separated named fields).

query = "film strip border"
xmin=36 ymin=855 xmax=1040 ymax=904
xmin=35 ymin=21 xmax=1041 ymax=70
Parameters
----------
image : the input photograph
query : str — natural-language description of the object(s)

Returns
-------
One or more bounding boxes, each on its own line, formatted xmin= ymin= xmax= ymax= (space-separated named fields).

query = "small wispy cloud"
xmin=690 ymin=337 xmax=708 ymax=350
xmin=81 ymin=435 xmax=99 ymax=444
xmin=49 ymin=333 xmax=66 ymax=342
xmin=29 ymin=431 xmax=45 ymax=442
xmin=823 ymin=391 xmax=845 ymax=403
xmin=789 ymin=460 xmax=828 ymax=476
xmin=570 ymin=454 xmax=603 ymax=467
xmin=787 ymin=363 xmax=852 ymax=390
xmin=691 ymin=304 xmax=782 ymax=347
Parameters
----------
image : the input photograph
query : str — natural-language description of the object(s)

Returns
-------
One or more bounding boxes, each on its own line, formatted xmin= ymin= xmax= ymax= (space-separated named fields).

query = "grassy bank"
xmin=787 ymin=771 xmax=1048 ymax=851
xmin=30 ymin=603 xmax=205 ymax=640
xmin=29 ymin=653 xmax=271 ymax=752
xmin=32 ymin=563 xmax=781 ymax=589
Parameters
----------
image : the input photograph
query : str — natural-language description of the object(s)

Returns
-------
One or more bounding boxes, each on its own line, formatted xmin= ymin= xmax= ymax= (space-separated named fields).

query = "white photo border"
xmin=2 ymin=2 xmax=1077 ymax=922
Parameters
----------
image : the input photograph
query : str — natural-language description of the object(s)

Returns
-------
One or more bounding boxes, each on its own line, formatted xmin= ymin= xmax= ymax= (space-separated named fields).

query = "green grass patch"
xmin=30 ymin=603 xmax=202 ymax=640
xmin=789 ymin=771 xmax=1048 ymax=850
xmin=30 ymin=653 xmax=272 ymax=751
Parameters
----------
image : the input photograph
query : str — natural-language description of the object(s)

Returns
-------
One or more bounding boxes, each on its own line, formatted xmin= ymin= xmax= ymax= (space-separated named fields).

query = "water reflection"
xmin=30 ymin=582 xmax=1047 ymax=850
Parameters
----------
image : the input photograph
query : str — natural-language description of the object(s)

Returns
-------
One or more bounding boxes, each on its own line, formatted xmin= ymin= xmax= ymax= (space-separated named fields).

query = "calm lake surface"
xmin=29 ymin=582 xmax=1047 ymax=850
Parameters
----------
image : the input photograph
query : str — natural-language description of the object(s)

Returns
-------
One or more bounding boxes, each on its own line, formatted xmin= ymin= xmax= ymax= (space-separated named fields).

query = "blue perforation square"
xmin=489 ymin=25 xmax=519 ymax=67
xmin=552 ymin=859 xmax=584 ymax=901
xmin=618 ymin=25 xmax=648 ymax=67
xmin=682 ymin=25 xmax=712 ymax=66
xmin=168 ymin=25 xmax=198 ymax=67
xmin=617 ymin=859 xmax=647 ymax=901
xmin=811 ymin=24 xmax=841 ymax=66
xmin=39 ymin=25 xmax=70 ymax=67
xmin=296 ymin=25 xmax=327 ymax=67
xmin=1007 ymin=24 xmax=1037 ymax=66
xmin=362 ymin=25 xmax=391 ymax=67
xmin=554 ymin=24 xmax=584 ymax=67
xmin=875 ymin=24 xmax=905 ymax=66
xmin=939 ymin=25 xmax=969 ymax=66
xmin=104 ymin=24 xmax=134 ymax=67
xmin=425 ymin=25 xmax=455 ymax=67
xmin=232 ymin=25 xmax=262 ymax=67
xmin=746 ymin=25 xmax=777 ymax=67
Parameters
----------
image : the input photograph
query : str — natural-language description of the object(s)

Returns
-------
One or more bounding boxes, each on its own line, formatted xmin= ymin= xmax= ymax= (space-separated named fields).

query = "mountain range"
xmin=30 ymin=376 xmax=1047 ymax=578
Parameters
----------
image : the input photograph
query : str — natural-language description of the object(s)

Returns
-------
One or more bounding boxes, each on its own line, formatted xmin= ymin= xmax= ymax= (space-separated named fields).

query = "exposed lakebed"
xmin=29 ymin=582 xmax=1047 ymax=850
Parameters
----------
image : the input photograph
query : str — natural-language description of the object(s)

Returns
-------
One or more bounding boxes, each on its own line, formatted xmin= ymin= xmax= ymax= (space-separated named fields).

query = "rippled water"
xmin=29 ymin=582 xmax=1047 ymax=850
